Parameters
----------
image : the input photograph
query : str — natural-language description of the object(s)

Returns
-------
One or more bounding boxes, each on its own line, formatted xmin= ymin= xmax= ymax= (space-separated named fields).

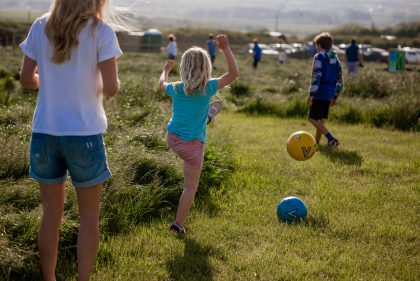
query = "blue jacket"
xmin=207 ymin=39 xmax=216 ymax=56
xmin=346 ymin=43 xmax=359 ymax=62
xmin=253 ymin=44 xmax=262 ymax=61
xmin=309 ymin=49 xmax=343 ymax=101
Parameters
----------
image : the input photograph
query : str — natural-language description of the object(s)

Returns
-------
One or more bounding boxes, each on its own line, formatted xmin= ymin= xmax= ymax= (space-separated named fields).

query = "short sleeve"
xmin=206 ymin=79 xmax=218 ymax=97
xmin=166 ymin=83 xmax=175 ymax=97
xmin=97 ymin=24 xmax=123 ymax=63
xmin=19 ymin=18 xmax=40 ymax=61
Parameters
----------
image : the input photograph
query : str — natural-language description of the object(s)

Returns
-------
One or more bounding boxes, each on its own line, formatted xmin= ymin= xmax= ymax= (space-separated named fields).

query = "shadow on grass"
xmin=281 ymin=212 xmax=330 ymax=231
xmin=166 ymin=238 xmax=217 ymax=281
xmin=318 ymin=146 xmax=362 ymax=166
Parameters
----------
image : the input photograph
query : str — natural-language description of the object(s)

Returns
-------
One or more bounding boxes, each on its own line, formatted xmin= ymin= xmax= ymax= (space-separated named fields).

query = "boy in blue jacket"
xmin=307 ymin=32 xmax=343 ymax=146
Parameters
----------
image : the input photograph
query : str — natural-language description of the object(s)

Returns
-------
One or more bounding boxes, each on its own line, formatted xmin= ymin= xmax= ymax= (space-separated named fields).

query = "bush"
xmin=365 ymin=107 xmax=391 ymax=128
xmin=130 ymin=133 xmax=169 ymax=151
xmin=0 ymin=67 xmax=10 ymax=79
xmin=343 ymin=73 xmax=390 ymax=99
xmin=101 ymin=183 xmax=181 ymax=234
xmin=130 ymin=158 xmax=183 ymax=188
xmin=240 ymin=98 xmax=284 ymax=117
xmin=0 ymin=184 xmax=40 ymax=212
xmin=198 ymin=144 xmax=235 ymax=199
xmin=285 ymin=99 xmax=307 ymax=118
xmin=0 ymin=134 xmax=30 ymax=180
xmin=240 ymin=98 xmax=307 ymax=119
xmin=282 ymin=80 xmax=300 ymax=95
xmin=390 ymin=101 xmax=420 ymax=131
xmin=230 ymin=82 xmax=251 ymax=97
xmin=333 ymin=106 xmax=363 ymax=124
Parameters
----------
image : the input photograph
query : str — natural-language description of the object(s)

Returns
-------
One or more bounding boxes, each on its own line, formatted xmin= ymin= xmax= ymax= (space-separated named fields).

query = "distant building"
xmin=116 ymin=29 xmax=162 ymax=52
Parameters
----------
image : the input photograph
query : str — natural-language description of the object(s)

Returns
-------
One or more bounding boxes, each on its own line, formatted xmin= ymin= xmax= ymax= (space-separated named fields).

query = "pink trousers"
xmin=167 ymin=133 xmax=205 ymax=170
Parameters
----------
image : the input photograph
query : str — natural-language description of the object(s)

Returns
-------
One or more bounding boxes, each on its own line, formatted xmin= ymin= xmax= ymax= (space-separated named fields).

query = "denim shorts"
xmin=29 ymin=133 xmax=111 ymax=188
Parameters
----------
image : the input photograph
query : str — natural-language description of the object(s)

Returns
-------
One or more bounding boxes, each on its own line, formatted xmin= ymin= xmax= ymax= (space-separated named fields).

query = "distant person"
xmin=345 ymin=39 xmax=363 ymax=74
xmin=0 ymin=30 xmax=5 ymax=47
xmin=159 ymin=34 xmax=238 ymax=234
xmin=167 ymin=34 xmax=177 ymax=60
xmin=278 ymin=48 xmax=286 ymax=64
xmin=252 ymin=38 xmax=262 ymax=69
xmin=19 ymin=0 xmax=122 ymax=280
xmin=207 ymin=33 xmax=217 ymax=68
xmin=307 ymin=32 xmax=343 ymax=147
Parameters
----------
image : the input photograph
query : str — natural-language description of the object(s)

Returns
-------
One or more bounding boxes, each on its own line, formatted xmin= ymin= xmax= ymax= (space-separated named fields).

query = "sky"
xmin=1 ymin=0 xmax=419 ymax=34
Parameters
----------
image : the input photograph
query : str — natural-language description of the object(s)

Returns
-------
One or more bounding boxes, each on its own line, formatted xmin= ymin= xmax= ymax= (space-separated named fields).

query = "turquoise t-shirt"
xmin=166 ymin=79 xmax=218 ymax=143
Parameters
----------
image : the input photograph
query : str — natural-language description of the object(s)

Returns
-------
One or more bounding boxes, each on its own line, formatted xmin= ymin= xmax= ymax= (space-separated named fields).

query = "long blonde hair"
xmin=177 ymin=47 xmax=212 ymax=96
xmin=45 ymin=0 xmax=109 ymax=64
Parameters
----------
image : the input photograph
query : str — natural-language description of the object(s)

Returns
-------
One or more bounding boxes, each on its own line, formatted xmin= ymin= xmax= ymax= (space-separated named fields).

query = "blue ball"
xmin=277 ymin=196 xmax=308 ymax=222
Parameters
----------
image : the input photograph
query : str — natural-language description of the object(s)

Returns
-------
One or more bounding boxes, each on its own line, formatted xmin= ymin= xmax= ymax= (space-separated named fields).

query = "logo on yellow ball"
xmin=287 ymin=131 xmax=317 ymax=161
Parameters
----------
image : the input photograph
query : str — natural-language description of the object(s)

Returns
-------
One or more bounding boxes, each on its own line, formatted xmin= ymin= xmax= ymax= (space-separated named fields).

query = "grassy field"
xmin=0 ymin=47 xmax=419 ymax=280
xmin=89 ymin=114 xmax=420 ymax=281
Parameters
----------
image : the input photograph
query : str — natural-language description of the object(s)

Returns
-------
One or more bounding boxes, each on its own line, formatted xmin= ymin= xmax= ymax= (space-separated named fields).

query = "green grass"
xmin=0 ymin=47 xmax=419 ymax=280
xmin=88 ymin=114 xmax=420 ymax=280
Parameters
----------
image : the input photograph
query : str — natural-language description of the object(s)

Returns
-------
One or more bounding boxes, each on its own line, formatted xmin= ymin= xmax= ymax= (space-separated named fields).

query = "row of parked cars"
xmin=248 ymin=42 xmax=420 ymax=64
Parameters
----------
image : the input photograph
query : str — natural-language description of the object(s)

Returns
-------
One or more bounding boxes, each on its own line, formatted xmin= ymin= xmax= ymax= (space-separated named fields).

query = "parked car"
xmin=332 ymin=44 xmax=345 ymax=55
xmin=362 ymin=47 xmax=389 ymax=63
xmin=402 ymin=47 xmax=420 ymax=64
xmin=248 ymin=43 xmax=279 ymax=56
xmin=269 ymin=43 xmax=297 ymax=54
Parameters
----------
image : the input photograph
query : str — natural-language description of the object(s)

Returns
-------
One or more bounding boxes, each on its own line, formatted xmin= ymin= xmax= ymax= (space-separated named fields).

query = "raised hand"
xmin=163 ymin=59 xmax=174 ymax=73
xmin=215 ymin=34 xmax=229 ymax=50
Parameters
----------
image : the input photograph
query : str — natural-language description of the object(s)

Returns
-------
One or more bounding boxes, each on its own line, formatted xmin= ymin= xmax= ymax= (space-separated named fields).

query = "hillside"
xmin=2 ymin=0 xmax=420 ymax=33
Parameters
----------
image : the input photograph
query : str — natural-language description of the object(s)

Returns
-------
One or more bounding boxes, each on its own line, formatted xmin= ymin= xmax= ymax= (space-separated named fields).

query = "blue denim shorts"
xmin=29 ymin=133 xmax=111 ymax=188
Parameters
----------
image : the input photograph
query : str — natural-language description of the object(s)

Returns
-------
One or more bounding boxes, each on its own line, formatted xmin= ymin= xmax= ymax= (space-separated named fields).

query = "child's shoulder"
xmin=92 ymin=19 xmax=114 ymax=35
xmin=31 ymin=13 xmax=49 ymax=28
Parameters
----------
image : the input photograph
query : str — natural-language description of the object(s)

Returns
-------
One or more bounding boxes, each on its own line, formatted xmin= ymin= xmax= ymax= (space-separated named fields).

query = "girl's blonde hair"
xmin=177 ymin=47 xmax=212 ymax=96
xmin=45 ymin=0 xmax=110 ymax=64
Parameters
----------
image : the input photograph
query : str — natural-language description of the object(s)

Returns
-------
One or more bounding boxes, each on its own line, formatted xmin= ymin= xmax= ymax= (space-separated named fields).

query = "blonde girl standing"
xmin=159 ymin=34 xmax=239 ymax=234
xmin=19 ymin=0 xmax=122 ymax=280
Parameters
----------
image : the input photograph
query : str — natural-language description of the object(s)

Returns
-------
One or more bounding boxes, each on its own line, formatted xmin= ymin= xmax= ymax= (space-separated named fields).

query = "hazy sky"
xmin=1 ymin=0 xmax=419 ymax=33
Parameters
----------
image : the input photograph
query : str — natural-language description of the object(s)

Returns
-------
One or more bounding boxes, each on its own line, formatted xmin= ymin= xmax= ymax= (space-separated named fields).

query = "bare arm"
xmin=215 ymin=35 xmax=239 ymax=89
xmin=99 ymin=57 xmax=120 ymax=97
xmin=20 ymin=55 xmax=39 ymax=89
xmin=159 ymin=60 xmax=174 ymax=92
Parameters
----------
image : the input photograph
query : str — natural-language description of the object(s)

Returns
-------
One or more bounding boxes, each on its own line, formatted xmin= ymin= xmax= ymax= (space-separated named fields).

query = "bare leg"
xmin=314 ymin=119 xmax=324 ymax=143
xmin=309 ymin=118 xmax=329 ymax=136
xmin=38 ymin=183 xmax=66 ymax=281
xmin=76 ymin=183 xmax=102 ymax=281
xmin=175 ymin=165 xmax=202 ymax=226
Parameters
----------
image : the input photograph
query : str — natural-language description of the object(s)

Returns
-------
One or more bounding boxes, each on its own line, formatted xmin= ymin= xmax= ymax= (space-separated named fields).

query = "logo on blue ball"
xmin=277 ymin=196 xmax=308 ymax=222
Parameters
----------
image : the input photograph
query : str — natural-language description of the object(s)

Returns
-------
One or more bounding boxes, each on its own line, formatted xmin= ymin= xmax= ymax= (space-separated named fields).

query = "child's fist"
xmin=215 ymin=35 xmax=229 ymax=50
xmin=164 ymin=60 xmax=174 ymax=72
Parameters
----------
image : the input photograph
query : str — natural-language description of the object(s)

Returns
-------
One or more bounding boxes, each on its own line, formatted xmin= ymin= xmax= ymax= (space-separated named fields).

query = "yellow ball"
xmin=287 ymin=131 xmax=317 ymax=161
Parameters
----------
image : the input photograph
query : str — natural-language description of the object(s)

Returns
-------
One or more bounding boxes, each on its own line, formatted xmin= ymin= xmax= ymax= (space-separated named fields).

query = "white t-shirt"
xmin=167 ymin=41 xmax=177 ymax=56
xmin=19 ymin=15 xmax=122 ymax=136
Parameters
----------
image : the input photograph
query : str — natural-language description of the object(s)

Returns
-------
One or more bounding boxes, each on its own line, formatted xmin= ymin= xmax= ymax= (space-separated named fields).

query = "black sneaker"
xmin=327 ymin=138 xmax=340 ymax=147
xmin=169 ymin=221 xmax=186 ymax=234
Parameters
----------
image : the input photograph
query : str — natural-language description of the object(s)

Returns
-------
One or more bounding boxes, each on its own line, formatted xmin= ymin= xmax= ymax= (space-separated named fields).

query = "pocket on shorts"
xmin=30 ymin=133 xmax=48 ymax=165
xmin=65 ymin=135 xmax=108 ymax=184
xmin=67 ymin=135 xmax=104 ymax=168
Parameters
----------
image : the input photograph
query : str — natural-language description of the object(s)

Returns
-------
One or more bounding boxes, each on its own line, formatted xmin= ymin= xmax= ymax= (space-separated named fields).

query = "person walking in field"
xmin=167 ymin=34 xmax=177 ymax=60
xmin=207 ymin=33 xmax=217 ymax=68
xmin=19 ymin=0 xmax=122 ymax=280
xmin=252 ymin=38 xmax=262 ymax=69
xmin=159 ymin=34 xmax=239 ymax=234
xmin=307 ymin=32 xmax=343 ymax=147
xmin=345 ymin=39 xmax=363 ymax=74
